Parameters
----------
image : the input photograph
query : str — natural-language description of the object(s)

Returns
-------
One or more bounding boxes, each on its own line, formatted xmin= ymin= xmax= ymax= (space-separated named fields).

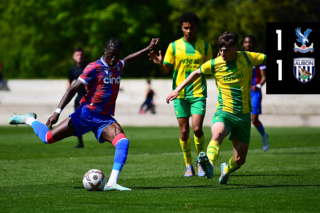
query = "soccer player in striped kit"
xmin=9 ymin=37 xmax=160 ymax=191
xmin=149 ymin=13 xmax=212 ymax=177
xmin=242 ymin=35 xmax=269 ymax=151
xmin=167 ymin=31 xmax=266 ymax=184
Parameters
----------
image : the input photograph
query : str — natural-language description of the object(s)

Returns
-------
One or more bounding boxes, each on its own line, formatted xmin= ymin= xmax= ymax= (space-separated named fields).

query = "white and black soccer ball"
xmin=83 ymin=169 xmax=106 ymax=191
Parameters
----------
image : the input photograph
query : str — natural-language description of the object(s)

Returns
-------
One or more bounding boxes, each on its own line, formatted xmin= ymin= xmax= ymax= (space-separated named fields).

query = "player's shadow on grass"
xmin=219 ymin=184 xmax=320 ymax=190
xmin=270 ymin=152 xmax=318 ymax=155
xmin=231 ymin=174 xmax=297 ymax=177
xmin=74 ymin=185 xmax=217 ymax=190
xmin=128 ymin=185 xmax=217 ymax=190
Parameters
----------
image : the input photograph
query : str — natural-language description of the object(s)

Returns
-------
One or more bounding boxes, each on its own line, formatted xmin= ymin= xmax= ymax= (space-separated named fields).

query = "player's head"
xmin=73 ymin=47 xmax=84 ymax=64
xmin=242 ymin=35 xmax=256 ymax=51
xmin=180 ymin=13 xmax=199 ymax=41
xmin=217 ymin=31 xmax=239 ymax=61
xmin=104 ymin=37 xmax=123 ymax=67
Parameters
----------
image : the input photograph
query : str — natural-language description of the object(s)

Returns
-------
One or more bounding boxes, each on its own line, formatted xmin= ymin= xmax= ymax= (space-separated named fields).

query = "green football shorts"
xmin=211 ymin=110 xmax=251 ymax=144
xmin=173 ymin=97 xmax=206 ymax=118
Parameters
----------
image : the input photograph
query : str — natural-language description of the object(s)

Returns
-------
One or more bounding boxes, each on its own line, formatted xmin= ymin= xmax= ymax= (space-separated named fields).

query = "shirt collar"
xmin=100 ymin=56 xmax=117 ymax=69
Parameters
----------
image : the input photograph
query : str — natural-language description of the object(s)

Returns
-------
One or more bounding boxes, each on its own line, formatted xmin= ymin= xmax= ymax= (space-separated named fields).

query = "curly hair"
xmin=105 ymin=37 xmax=123 ymax=50
xmin=217 ymin=31 xmax=239 ymax=49
xmin=179 ymin=12 xmax=199 ymax=26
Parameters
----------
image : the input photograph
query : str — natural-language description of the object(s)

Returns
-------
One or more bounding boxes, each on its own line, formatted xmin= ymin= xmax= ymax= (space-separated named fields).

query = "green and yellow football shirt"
xmin=163 ymin=37 xmax=212 ymax=99
xmin=200 ymin=51 xmax=266 ymax=114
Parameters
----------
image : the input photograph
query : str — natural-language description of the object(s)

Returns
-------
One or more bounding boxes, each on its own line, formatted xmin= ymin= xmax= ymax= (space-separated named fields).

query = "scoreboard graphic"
xmin=266 ymin=22 xmax=320 ymax=94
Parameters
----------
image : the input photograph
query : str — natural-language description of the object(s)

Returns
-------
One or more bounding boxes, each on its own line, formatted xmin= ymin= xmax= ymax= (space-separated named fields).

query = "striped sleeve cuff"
xmin=78 ymin=77 xmax=87 ymax=85
xmin=163 ymin=61 xmax=173 ymax=66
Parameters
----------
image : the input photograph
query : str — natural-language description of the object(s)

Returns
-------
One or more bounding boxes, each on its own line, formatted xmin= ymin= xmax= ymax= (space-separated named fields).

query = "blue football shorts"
xmin=69 ymin=106 xmax=117 ymax=143
xmin=251 ymin=90 xmax=262 ymax=115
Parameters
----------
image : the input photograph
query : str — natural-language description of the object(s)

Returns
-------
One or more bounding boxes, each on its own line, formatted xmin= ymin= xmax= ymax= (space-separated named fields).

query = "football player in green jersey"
xmin=149 ymin=13 xmax=213 ymax=177
xmin=166 ymin=31 xmax=266 ymax=184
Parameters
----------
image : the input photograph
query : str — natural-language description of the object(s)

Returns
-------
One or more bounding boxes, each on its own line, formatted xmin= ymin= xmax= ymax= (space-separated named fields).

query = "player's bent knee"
xmin=212 ymin=131 xmax=223 ymax=141
xmin=192 ymin=126 xmax=202 ymax=135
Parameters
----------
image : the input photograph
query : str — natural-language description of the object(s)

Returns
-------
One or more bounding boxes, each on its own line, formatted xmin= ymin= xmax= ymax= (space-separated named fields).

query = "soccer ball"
xmin=83 ymin=169 xmax=106 ymax=191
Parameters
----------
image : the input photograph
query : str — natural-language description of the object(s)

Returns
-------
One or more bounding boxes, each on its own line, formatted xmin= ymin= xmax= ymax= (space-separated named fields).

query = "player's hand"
xmin=252 ymin=86 xmax=260 ymax=92
xmin=46 ymin=113 xmax=60 ymax=129
xmin=148 ymin=50 xmax=163 ymax=65
xmin=148 ymin=38 xmax=160 ymax=50
xmin=166 ymin=90 xmax=179 ymax=103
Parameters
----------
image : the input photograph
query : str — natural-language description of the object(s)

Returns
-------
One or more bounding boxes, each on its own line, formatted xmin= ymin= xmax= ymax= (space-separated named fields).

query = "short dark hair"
xmin=217 ymin=31 xmax=239 ymax=49
xmin=73 ymin=47 xmax=83 ymax=53
xmin=105 ymin=37 xmax=123 ymax=50
xmin=242 ymin=35 xmax=256 ymax=45
xmin=179 ymin=13 xmax=199 ymax=26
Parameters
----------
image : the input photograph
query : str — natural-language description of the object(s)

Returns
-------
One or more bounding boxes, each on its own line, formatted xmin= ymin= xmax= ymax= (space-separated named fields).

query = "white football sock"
xmin=26 ymin=117 xmax=36 ymax=126
xmin=107 ymin=170 xmax=120 ymax=186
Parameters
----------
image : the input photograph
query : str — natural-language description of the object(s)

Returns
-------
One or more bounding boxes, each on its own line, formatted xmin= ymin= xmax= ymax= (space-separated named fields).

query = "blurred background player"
xmin=9 ymin=37 xmax=160 ymax=191
xmin=67 ymin=47 xmax=88 ymax=148
xmin=139 ymin=80 xmax=156 ymax=114
xmin=149 ymin=13 xmax=212 ymax=177
xmin=242 ymin=35 xmax=269 ymax=151
xmin=0 ymin=61 xmax=10 ymax=91
xmin=166 ymin=31 xmax=266 ymax=184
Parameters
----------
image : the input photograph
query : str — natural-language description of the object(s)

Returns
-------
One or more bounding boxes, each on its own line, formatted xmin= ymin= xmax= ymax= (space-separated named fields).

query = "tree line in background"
xmin=0 ymin=0 xmax=318 ymax=79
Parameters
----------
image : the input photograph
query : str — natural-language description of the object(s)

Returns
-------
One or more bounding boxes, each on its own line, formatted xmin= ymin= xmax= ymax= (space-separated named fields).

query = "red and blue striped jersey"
xmin=251 ymin=65 xmax=261 ymax=89
xmin=78 ymin=57 xmax=124 ymax=115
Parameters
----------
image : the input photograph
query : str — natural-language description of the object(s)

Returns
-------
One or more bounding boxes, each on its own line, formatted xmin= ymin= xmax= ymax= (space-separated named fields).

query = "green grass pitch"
xmin=1 ymin=126 xmax=320 ymax=212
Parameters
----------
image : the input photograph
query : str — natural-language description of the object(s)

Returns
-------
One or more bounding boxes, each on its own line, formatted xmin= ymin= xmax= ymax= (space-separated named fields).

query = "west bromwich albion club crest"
xmin=293 ymin=58 xmax=315 ymax=83
xmin=294 ymin=28 xmax=314 ymax=53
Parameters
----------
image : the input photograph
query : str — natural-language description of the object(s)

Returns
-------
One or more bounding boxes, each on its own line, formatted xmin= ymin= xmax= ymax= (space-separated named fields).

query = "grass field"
xmin=1 ymin=126 xmax=320 ymax=212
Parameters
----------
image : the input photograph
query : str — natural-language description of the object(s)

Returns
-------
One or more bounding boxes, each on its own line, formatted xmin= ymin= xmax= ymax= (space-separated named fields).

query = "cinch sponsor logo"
xmin=181 ymin=58 xmax=200 ymax=64
xmin=223 ymin=71 xmax=244 ymax=82
xmin=103 ymin=76 xmax=121 ymax=84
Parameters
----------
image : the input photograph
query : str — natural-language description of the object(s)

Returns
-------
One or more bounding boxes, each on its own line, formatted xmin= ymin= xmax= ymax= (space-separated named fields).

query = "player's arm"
xmin=259 ymin=67 xmax=266 ymax=86
xmin=46 ymin=80 xmax=84 ymax=128
xmin=166 ymin=69 xmax=202 ymax=103
xmin=123 ymin=38 xmax=160 ymax=67
xmin=148 ymin=50 xmax=172 ymax=74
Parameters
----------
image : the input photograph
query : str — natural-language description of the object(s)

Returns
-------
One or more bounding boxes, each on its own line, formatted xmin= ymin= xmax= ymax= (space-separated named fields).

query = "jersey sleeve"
xmin=204 ymin=43 xmax=213 ymax=62
xmin=200 ymin=59 xmax=214 ymax=75
xmin=260 ymin=64 xmax=266 ymax=70
xmin=248 ymin=52 xmax=266 ymax=66
xmin=163 ymin=43 xmax=174 ymax=66
xmin=78 ymin=64 xmax=96 ymax=86
xmin=120 ymin=60 xmax=125 ymax=68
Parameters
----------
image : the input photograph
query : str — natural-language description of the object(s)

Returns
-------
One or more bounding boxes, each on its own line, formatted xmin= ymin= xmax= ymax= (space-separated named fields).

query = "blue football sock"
xmin=113 ymin=138 xmax=129 ymax=172
xmin=31 ymin=121 xmax=50 ymax=143
xmin=255 ymin=122 xmax=266 ymax=136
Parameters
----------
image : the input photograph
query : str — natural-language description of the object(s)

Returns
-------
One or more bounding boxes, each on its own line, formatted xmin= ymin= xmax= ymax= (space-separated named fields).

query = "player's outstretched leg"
xmin=197 ymin=151 xmax=213 ymax=179
xmin=104 ymin=133 xmax=131 ymax=191
xmin=8 ymin=112 xmax=37 ymax=125
xmin=9 ymin=113 xmax=56 ymax=144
